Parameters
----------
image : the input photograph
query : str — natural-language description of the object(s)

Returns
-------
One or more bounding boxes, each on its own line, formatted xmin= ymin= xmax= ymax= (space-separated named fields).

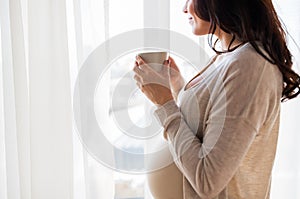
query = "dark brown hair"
xmin=194 ymin=0 xmax=300 ymax=101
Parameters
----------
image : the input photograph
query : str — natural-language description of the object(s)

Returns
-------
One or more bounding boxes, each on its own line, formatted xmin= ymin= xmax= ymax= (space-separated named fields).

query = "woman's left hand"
xmin=133 ymin=56 xmax=174 ymax=106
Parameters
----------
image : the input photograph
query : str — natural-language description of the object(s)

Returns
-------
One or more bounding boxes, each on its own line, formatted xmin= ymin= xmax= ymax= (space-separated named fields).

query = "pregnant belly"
xmin=146 ymin=140 xmax=183 ymax=199
xmin=147 ymin=162 xmax=183 ymax=199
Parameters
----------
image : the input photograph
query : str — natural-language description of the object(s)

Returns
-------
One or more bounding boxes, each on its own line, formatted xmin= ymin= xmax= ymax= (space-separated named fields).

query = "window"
xmin=68 ymin=0 xmax=300 ymax=198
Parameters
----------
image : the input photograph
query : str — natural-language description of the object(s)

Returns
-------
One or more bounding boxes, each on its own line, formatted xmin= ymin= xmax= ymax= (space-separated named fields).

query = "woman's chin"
xmin=191 ymin=27 xmax=208 ymax=36
xmin=191 ymin=28 xmax=201 ymax=36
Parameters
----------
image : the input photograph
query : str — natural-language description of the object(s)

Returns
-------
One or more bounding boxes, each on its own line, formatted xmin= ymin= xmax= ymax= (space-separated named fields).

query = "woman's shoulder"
xmin=216 ymin=42 xmax=283 ymax=94
xmin=218 ymin=42 xmax=280 ymax=76
xmin=221 ymin=42 xmax=265 ymax=65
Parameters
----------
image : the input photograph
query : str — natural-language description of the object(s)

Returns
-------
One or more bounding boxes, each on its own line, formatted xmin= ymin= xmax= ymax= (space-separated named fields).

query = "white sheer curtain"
xmin=0 ymin=0 xmax=74 ymax=198
xmin=0 ymin=0 xmax=300 ymax=199
xmin=0 ymin=0 xmax=140 ymax=198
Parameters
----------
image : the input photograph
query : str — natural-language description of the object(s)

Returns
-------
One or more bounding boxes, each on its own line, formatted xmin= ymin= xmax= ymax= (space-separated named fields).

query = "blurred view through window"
xmin=68 ymin=0 xmax=300 ymax=198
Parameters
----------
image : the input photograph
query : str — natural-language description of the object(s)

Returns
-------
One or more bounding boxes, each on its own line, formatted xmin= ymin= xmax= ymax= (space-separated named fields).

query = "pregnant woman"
xmin=133 ymin=0 xmax=300 ymax=198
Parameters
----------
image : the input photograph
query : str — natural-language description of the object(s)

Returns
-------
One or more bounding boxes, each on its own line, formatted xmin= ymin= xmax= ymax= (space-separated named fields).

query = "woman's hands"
xmin=133 ymin=55 xmax=184 ymax=106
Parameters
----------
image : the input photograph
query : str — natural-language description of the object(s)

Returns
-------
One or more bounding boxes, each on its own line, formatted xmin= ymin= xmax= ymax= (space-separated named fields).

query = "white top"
xmin=154 ymin=43 xmax=283 ymax=199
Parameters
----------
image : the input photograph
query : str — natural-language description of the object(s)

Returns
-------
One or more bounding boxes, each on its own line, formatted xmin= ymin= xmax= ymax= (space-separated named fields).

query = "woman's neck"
xmin=217 ymin=30 xmax=242 ymax=51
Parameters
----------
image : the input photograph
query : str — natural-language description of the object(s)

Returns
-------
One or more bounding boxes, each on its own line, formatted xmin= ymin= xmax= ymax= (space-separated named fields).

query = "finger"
xmin=136 ymin=81 xmax=141 ymax=88
xmin=136 ymin=82 xmax=144 ymax=91
xmin=163 ymin=59 xmax=170 ymax=66
xmin=133 ymin=61 xmax=143 ymax=75
xmin=168 ymin=56 xmax=180 ymax=72
xmin=161 ymin=59 xmax=170 ymax=73
xmin=136 ymin=56 xmax=152 ymax=72
xmin=163 ymin=59 xmax=170 ymax=69
xmin=135 ymin=55 xmax=145 ymax=65
xmin=134 ymin=74 xmax=143 ymax=84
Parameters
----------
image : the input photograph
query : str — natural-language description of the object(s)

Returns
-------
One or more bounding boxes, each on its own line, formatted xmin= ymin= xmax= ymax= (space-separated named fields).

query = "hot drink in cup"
xmin=137 ymin=51 xmax=169 ymax=72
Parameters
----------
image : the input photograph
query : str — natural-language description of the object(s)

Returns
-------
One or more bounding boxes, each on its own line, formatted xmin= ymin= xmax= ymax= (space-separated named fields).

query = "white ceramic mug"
xmin=137 ymin=51 xmax=169 ymax=72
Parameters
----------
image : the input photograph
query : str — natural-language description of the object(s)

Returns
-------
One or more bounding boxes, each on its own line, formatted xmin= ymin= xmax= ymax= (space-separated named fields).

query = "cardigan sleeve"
xmin=154 ymin=59 xmax=280 ymax=198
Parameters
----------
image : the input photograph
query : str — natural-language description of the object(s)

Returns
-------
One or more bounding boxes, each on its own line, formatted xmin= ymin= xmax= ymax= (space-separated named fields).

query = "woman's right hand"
xmin=167 ymin=56 xmax=185 ymax=100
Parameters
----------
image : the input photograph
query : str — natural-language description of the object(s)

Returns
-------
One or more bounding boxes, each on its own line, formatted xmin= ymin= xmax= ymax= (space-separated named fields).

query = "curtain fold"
xmin=27 ymin=0 xmax=73 ymax=198
xmin=68 ymin=0 xmax=114 ymax=198
xmin=66 ymin=0 xmax=88 ymax=198
xmin=9 ymin=0 xmax=30 ymax=198
xmin=0 ymin=0 xmax=22 ymax=198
